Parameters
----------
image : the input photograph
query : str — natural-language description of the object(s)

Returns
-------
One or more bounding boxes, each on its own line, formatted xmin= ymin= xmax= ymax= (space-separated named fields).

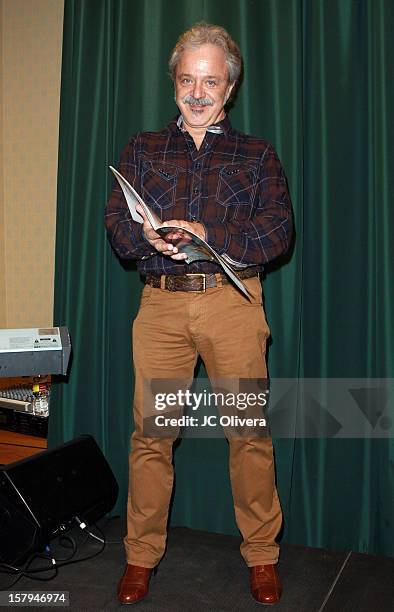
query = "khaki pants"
xmin=125 ymin=276 xmax=282 ymax=568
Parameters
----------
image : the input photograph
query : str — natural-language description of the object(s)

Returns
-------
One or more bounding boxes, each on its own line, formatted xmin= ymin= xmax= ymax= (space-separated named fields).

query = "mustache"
xmin=182 ymin=94 xmax=214 ymax=107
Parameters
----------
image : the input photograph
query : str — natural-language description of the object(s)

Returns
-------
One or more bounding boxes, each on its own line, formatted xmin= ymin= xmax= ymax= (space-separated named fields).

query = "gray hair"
xmin=169 ymin=22 xmax=242 ymax=85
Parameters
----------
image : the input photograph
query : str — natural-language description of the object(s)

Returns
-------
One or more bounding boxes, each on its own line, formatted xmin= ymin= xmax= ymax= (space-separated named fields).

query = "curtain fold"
xmin=51 ymin=0 xmax=393 ymax=556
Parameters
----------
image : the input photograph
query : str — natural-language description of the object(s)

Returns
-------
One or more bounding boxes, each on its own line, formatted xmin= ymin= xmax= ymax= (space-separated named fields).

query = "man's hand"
xmin=137 ymin=204 xmax=188 ymax=260
xmin=161 ymin=219 xmax=206 ymax=242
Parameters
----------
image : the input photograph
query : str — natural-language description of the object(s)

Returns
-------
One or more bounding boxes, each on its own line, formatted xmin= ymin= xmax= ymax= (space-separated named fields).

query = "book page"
xmin=109 ymin=166 xmax=161 ymax=228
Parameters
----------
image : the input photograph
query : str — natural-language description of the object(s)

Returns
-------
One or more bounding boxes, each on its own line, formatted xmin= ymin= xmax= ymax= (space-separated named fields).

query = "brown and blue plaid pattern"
xmin=105 ymin=115 xmax=293 ymax=275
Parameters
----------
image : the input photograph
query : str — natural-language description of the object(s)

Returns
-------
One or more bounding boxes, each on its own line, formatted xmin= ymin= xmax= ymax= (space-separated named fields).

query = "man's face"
xmin=174 ymin=43 xmax=234 ymax=130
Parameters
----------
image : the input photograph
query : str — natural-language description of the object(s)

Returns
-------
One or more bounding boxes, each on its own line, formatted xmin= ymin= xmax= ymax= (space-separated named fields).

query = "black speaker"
xmin=0 ymin=435 xmax=119 ymax=566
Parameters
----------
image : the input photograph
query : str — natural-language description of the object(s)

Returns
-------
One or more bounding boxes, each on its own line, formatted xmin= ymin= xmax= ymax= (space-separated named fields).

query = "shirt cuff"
xmin=129 ymin=222 xmax=157 ymax=258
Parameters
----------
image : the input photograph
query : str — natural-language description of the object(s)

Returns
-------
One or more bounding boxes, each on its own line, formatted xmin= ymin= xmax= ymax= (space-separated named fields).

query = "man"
xmin=105 ymin=22 xmax=293 ymax=606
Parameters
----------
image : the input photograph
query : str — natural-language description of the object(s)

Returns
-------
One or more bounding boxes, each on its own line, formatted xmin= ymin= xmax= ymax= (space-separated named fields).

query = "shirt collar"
xmin=169 ymin=114 xmax=231 ymax=137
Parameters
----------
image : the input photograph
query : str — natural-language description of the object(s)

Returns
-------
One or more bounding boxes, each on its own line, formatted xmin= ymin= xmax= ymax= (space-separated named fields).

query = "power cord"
xmin=0 ymin=518 xmax=107 ymax=591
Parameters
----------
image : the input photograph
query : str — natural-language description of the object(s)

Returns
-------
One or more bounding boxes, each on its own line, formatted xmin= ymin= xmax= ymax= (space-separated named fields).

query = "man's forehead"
xmin=177 ymin=71 xmax=225 ymax=79
xmin=176 ymin=44 xmax=228 ymax=74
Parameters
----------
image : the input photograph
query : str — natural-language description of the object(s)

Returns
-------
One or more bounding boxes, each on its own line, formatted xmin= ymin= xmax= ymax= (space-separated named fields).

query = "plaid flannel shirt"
xmin=105 ymin=115 xmax=293 ymax=275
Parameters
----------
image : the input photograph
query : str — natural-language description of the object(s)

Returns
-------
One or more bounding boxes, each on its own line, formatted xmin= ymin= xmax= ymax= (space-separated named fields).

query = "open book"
xmin=110 ymin=166 xmax=252 ymax=299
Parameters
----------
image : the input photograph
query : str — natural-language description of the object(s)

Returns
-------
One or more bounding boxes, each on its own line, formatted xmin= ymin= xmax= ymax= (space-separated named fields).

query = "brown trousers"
xmin=125 ymin=276 xmax=282 ymax=568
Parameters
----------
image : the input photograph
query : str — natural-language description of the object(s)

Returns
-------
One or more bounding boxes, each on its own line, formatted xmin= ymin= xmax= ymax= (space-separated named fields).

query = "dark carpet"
xmin=0 ymin=517 xmax=393 ymax=611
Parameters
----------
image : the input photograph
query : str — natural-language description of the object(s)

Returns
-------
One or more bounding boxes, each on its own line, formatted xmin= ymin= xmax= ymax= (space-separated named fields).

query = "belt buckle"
xmin=186 ymin=273 xmax=206 ymax=293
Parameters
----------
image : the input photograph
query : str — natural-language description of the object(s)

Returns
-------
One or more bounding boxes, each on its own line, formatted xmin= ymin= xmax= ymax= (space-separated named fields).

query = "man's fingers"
xmin=144 ymin=226 xmax=162 ymax=241
xmin=162 ymin=219 xmax=187 ymax=229
xmin=140 ymin=211 xmax=195 ymax=257
xmin=153 ymin=239 xmax=178 ymax=255
xmin=170 ymin=252 xmax=188 ymax=260
xmin=153 ymin=240 xmax=188 ymax=258
xmin=136 ymin=203 xmax=148 ymax=221
xmin=163 ymin=230 xmax=184 ymax=240
xmin=161 ymin=219 xmax=206 ymax=241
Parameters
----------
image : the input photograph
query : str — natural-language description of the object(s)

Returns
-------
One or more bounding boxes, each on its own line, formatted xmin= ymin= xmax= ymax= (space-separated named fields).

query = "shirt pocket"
xmin=216 ymin=163 xmax=256 ymax=222
xmin=141 ymin=161 xmax=178 ymax=211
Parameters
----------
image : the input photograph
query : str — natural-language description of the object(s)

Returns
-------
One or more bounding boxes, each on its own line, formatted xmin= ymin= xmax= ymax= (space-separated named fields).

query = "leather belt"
xmin=144 ymin=268 xmax=259 ymax=293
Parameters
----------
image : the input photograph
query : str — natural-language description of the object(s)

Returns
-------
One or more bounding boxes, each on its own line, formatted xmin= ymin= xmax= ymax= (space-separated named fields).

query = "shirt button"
xmin=193 ymin=188 xmax=199 ymax=194
xmin=195 ymin=163 xmax=201 ymax=170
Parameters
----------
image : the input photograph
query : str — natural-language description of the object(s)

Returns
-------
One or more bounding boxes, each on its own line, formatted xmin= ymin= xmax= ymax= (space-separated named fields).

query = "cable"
xmin=85 ymin=530 xmax=104 ymax=544
xmin=94 ymin=514 xmax=122 ymax=544
xmin=0 ymin=517 xmax=106 ymax=591
xmin=0 ymin=572 xmax=25 ymax=590
xmin=75 ymin=516 xmax=105 ymax=544
xmin=20 ymin=568 xmax=59 ymax=582
xmin=22 ymin=528 xmax=106 ymax=573
xmin=0 ymin=558 xmax=58 ymax=591
xmin=0 ymin=563 xmax=20 ymax=573
xmin=86 ymin=522 xmax=106 ymax=545
xmin=53 ymin=535 xmax=78 ymax=561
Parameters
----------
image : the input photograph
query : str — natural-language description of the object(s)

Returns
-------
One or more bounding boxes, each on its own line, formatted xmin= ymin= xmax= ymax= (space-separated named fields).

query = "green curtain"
xmin=51 ymin=0 xmax=394 ymax=557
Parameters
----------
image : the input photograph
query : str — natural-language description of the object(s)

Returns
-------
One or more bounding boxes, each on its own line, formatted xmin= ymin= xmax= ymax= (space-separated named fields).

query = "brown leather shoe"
xmin=250 ymin=564 xmax=282 ymax=605
xmin=117 ymin=563 xmax=154 ymax=605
